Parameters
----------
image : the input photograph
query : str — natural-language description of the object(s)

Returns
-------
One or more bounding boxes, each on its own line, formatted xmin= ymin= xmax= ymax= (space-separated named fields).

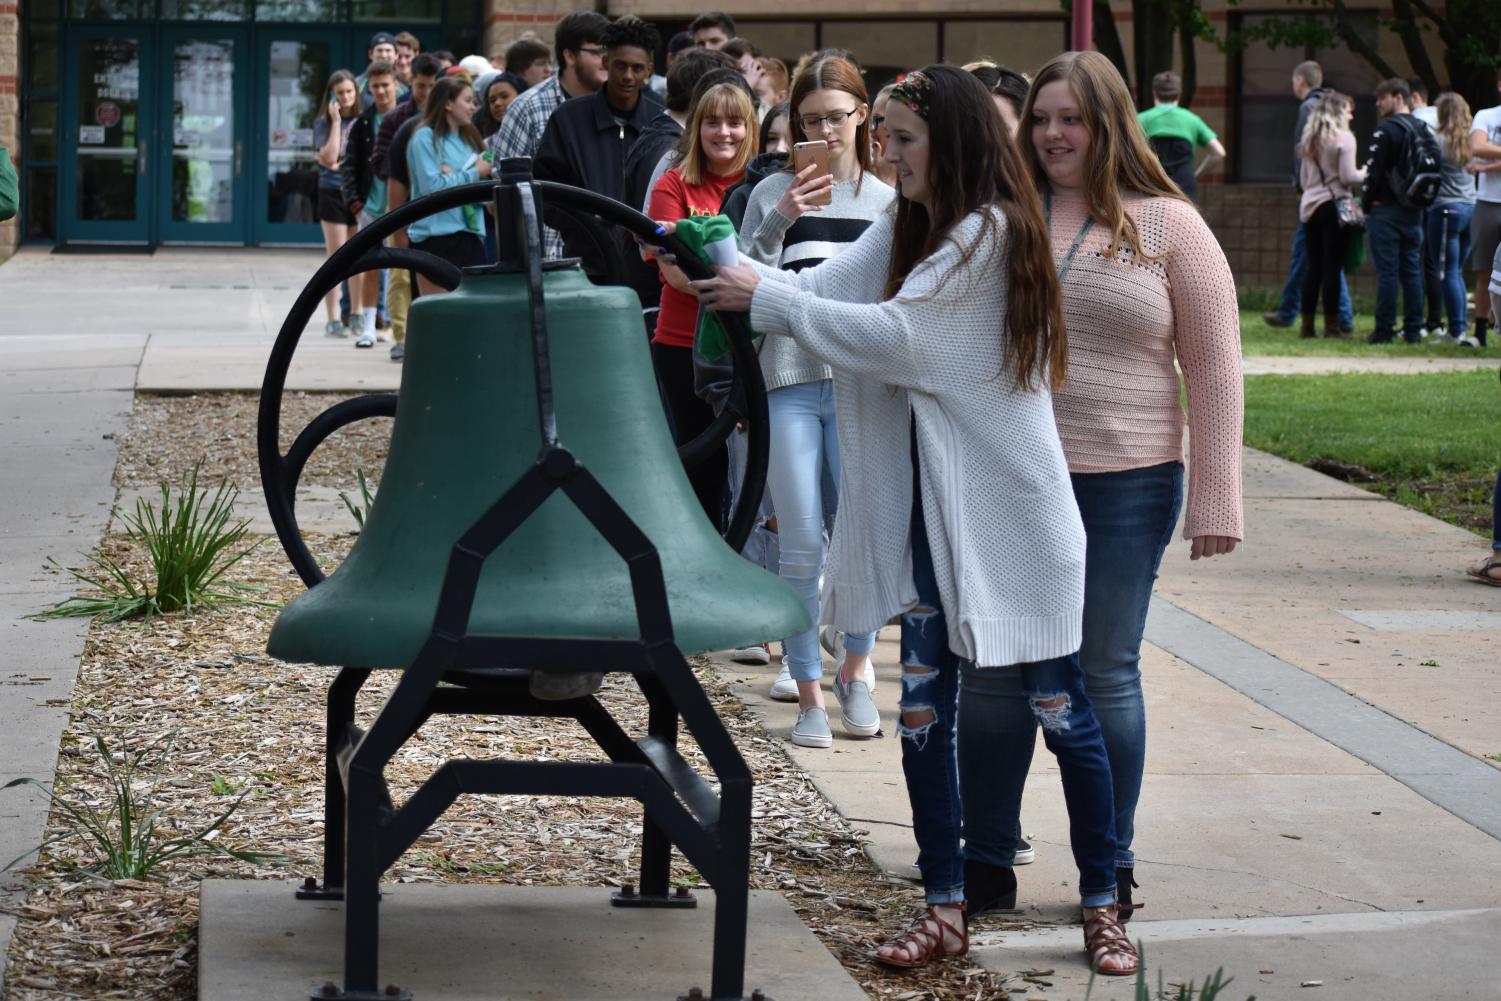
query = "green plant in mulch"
xmin=35 ymin=461 xmax=267 ymax=622
xmin=3 ymin=730 xmax=292 ymax=880
xmin=338 ymin=469 xmax=377 ymax=532
xmin=1085 ymin=947 xmax=1253 ymax=1000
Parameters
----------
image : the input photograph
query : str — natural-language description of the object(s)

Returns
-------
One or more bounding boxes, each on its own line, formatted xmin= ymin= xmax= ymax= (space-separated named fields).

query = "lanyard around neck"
xmin=1044 ymin=190 xmax=1095 ymax=285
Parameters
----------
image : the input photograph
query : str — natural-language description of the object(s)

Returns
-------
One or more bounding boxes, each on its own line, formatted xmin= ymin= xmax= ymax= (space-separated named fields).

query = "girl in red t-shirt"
xmin=646 ymin=81 xmax=758 ymax=521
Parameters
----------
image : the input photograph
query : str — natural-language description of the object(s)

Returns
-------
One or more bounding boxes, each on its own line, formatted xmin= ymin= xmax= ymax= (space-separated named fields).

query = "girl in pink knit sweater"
xmin=982 ymin=50 xmax=1244 ymax=922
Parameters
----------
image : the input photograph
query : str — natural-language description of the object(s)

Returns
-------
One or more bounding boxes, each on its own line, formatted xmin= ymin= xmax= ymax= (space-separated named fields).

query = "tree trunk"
xmin=1389 ymin=0 xmax=1439 ymax=93
xmin=1133 ymin=0 xmax=1177 ymax=109
xmin=1179 ymin=19 xmax=1197 ymax=106
xmin=1091 ymin=0 xmax=1132 ymax=90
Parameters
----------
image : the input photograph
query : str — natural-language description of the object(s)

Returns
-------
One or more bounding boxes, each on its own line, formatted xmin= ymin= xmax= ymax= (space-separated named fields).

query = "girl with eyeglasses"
xmin=736 ymin=55 xmax=895 ymax=745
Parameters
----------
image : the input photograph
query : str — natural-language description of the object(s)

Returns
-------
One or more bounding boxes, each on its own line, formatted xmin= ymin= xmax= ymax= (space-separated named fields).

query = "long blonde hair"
xmin=1018 ymin=51 xmax=1187 ymax=261
xmin=1299 ymin=90 xmax=1350 ymax=161
xmin=677 ymin=82 xmax=758 ymax=186
xmin=1435 ymin=92 xmax=1473 ymax=166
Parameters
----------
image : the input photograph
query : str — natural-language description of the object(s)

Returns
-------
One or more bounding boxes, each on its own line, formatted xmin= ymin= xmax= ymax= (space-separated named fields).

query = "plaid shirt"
xmin=489 ymin=75 xmax=570 ymax=259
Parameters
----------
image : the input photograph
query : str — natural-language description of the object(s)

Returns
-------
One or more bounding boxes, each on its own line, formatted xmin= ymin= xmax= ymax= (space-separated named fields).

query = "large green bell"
xmin=267 ymin=268 xmax=808 ymax=670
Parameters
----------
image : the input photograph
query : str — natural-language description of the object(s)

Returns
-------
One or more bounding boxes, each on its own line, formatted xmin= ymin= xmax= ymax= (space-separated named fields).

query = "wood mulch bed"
xmin=6 ymin=393 xmax=1044 ymax=1001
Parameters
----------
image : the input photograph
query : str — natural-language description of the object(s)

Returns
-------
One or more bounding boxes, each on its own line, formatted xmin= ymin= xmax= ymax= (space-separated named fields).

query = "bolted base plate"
xmin=612 ymin=886 xmax=698 ymax=909
xmin=309 ymin=986 xmax=411 ymax=1001
xmin=675 ymin=994 xmax=773 ymax=1001
xmin=295 ymin=878 xmax=345 ymax=901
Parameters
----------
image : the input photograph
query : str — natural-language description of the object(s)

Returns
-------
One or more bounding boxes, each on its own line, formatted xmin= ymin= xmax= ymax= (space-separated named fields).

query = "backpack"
xmin=1385 ymin=116 xmax=1442 ymax=210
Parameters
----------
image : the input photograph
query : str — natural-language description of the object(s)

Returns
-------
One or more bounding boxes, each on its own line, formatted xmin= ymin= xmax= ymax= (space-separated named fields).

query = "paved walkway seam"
xmin=1145 ymin=597 xmax=1501 ymax=842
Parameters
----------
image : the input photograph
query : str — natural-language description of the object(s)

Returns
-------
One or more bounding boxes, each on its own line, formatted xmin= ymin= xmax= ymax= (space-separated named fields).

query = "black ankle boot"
xmin=963 ymin=859 xmax=1017 ymax=917
xmin=1116 ymin=868 xmax=1141 ymax=924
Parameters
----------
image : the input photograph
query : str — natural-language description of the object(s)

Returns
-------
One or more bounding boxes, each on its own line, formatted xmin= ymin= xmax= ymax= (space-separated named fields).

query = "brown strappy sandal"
xmin=1466 ymin=553 xmax=1501 ymax=587
xmin=1083 ymin=905 xmax=1139 ymax=976
xmin=872 ymin=903 xmax=969 ymax=968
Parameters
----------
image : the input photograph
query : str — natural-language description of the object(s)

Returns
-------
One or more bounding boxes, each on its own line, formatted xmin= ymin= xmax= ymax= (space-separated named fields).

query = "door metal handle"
xmin=235 ymin=140 xmax=244 ymax=176
xmin=138 ymin=142 xmax=147 ymax=177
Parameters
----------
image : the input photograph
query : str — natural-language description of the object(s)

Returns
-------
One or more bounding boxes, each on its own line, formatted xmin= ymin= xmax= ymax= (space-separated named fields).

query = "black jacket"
xmin=533 ymin=88 xmax=665 ymax=270
xmin=1361 ymin=113 xmax=1425 ymax=211
xmin=372 ymin=99 xmax=422 ymax=182
xmin=620 ymin=110 xmax=685 ymax=308
xmin=339 ymin=104 xmax=381 ymax=211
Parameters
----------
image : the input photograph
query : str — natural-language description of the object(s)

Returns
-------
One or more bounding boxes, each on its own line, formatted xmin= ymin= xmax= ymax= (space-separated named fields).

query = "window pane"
xmin=26 ymin=168 xmax=58 ymax=242
xmin=820 ymin=21 xmax=938 ymax=91
xmin=1234 ymin=14 xmax=1382 ymax=182
xmin=942 ymin=20 xmax=1066 ymax=77
xmin=737 ymin=21 xmax=817 ymax=67
xmin=27 ymin=23 xmax=60 ymax=91
xmin=75 ymin=35 xmax=143 ymax=222
xmin=161 ymin=0 xmax=250 ymax=19
xmin=28 ymin=100 xmax=59 ymax=161
xmin=170 ymin=38 xmax=237 ymax=225
xmin=263 ymin=38 xmax=330 ymax=225
xmin=30 ymin=0 xmax=62 ymax=17
xmin=68 ymin=0 xmax=147 ymax=18
xmin=352 ymin=0 xmax=441 ymax=22
xmin=254 ymin=0 xmax=339 ymax=21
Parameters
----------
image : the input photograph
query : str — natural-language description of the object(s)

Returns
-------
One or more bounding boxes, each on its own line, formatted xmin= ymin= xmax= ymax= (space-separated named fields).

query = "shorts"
xmin=410 ymin=231 xmax=486 ymax=270
xmin=1471 ymin=200 xmax=1501 ymax=273
xmin=317 ymin=187 xmax=355 ymax=226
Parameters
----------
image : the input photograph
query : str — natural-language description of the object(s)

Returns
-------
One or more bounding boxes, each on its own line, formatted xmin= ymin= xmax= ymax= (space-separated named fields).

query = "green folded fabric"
xmin=674 ymin=214 xmax=752 ymax=361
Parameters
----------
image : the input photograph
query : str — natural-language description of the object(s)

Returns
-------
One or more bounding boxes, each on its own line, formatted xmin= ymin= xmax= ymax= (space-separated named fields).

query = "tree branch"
xmin=1390 ymin=0 xmax=1439 ymax=89
xmin=1328 ymin=0 xmax=1400 ymax=80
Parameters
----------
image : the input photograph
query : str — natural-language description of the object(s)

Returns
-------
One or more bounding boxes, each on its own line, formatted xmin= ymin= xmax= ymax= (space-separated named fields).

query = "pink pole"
xmin=1071 ymin=0 xmax=1093 ymax=51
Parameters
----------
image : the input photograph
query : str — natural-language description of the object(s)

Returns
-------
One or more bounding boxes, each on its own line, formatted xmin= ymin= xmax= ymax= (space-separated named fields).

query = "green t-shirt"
xmin=365 ymin=112 xmax=388 ymax=216
xmin=1137 ymin=104 xmax=1217 ymax=147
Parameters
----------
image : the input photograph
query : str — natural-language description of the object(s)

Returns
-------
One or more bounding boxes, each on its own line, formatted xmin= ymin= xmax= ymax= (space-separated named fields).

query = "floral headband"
xmin=890 ymin=71 xmax=934 ymax=121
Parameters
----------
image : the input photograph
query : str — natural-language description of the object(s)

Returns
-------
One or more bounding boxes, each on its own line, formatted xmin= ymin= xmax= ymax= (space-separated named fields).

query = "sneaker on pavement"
xmin=390 ymin=341 xmax=405 ymax=361
xmin=820 ymin=626 xmax=875 ymax=693
xmin=325 ymin=320 xmax=348 ymax=338
xmin=355 ymin=330 xmax=376 ymax=348
xmin=832 ymin=667 xmax=880 ymax=737
xmin=790 ymin=707 xmax=833 ymax=748
xmin=769 ymin=664 xmax=799 ymax=702
xmin=1261 ymin=311 xmax=1292 ymax=328
xmin=731 ymin=643 xmax=770 ymax=665
xmin=347 ymin=314 xmax=365 ymax=339
xmin=1014 ymin=838 xmax=1036 ymax=865
xmin=1457 ymin=334 xmax=1480 ymax=348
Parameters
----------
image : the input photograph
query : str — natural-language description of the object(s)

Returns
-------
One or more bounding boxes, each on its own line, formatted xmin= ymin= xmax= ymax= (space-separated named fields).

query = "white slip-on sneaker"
xmin=769 ymin=664 xmax=798 ymax=702
xmin=731 ymin=643 xmax=770 ymax=665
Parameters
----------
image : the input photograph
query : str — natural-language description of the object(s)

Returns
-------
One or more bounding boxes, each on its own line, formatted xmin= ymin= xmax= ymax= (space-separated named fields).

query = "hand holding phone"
xmin=779 ymin=141 xmax=834 ymax=217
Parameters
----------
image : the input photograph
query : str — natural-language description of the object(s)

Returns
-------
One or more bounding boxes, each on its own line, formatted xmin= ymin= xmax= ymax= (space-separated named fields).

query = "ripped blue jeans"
xmin=899 ymin=490 xmax=1119 ymax=908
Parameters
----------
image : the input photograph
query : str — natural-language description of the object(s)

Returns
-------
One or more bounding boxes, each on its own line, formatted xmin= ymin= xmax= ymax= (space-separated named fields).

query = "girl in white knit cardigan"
xmin=689 ymin=65 xmax=1139 ymax=977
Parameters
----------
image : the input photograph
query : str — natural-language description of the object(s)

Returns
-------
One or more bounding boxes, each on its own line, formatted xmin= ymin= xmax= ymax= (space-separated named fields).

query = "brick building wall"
xmin=483 ymin=0 xmax=591 ymax=63
xmin=1 ymin=1 xmax=18 ymax=260
xmin=1200 ymin=184 xmax=1377 ymax=297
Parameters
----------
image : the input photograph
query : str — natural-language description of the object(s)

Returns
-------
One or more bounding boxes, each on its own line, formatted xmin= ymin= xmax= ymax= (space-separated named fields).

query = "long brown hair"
xmin=321 ymin=70 xmax=358 ymax=132
xmin=676 ymin=81 xmax=758 ymax=185
xmin=885 ymin=64 xmax=1066 ymax=391
xmin=1019 ymin=51 xmax=1188 ymax=261
xmin=785 ymin=55 xmax=873 ymax=194
xmin=419 ymin=76 xmax=483 ymax=152
xmin=1435 ymin=92 xmax=1473 ymax=167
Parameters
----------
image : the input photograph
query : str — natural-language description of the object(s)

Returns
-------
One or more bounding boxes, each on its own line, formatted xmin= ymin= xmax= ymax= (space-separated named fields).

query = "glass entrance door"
xmin=253 ymin=29 xmax=343 ymax=244
xmin=61 ymin=29 xmax=154 ymax=244
xmin=157 ymin=27 xmax=247 ymax=244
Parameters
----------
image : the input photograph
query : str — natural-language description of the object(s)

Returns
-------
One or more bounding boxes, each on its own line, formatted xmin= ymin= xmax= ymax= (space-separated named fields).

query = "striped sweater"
xmin=739 ymin=171 xmax=894 ymax=392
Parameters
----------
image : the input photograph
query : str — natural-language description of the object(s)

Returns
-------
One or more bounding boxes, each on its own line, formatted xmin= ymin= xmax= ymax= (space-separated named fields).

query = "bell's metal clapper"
xmin=256 ymin=157 xmax=805 ymax=1001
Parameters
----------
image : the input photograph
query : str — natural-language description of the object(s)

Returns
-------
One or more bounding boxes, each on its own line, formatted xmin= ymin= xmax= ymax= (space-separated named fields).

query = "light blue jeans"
xmin=766 ymin=380 xmax=876 ymax=682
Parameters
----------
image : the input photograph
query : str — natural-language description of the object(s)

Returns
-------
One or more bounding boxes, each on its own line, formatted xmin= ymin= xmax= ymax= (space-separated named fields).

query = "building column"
xmin=0 ymin=1 xmax=19 ymax=259
xmin=483 ymin=0 xmax=595 ymax=65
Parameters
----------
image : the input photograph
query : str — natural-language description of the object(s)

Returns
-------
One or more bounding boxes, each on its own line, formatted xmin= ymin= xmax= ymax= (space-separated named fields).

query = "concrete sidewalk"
xmin=3 ymin=248 xmax=1499 ymax=999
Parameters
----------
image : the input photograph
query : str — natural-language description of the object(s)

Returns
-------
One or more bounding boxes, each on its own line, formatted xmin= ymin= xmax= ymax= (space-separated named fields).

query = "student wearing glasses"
xmin=736 ymin=56 xmax=895 ymax=746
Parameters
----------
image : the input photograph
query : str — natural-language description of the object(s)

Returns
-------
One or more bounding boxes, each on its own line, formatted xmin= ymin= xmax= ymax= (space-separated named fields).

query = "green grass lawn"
xmin=1243 ymin=369 xmax=1500 ymax=536
xmin=1239 ymin=310 xmax=1501 ymax=358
